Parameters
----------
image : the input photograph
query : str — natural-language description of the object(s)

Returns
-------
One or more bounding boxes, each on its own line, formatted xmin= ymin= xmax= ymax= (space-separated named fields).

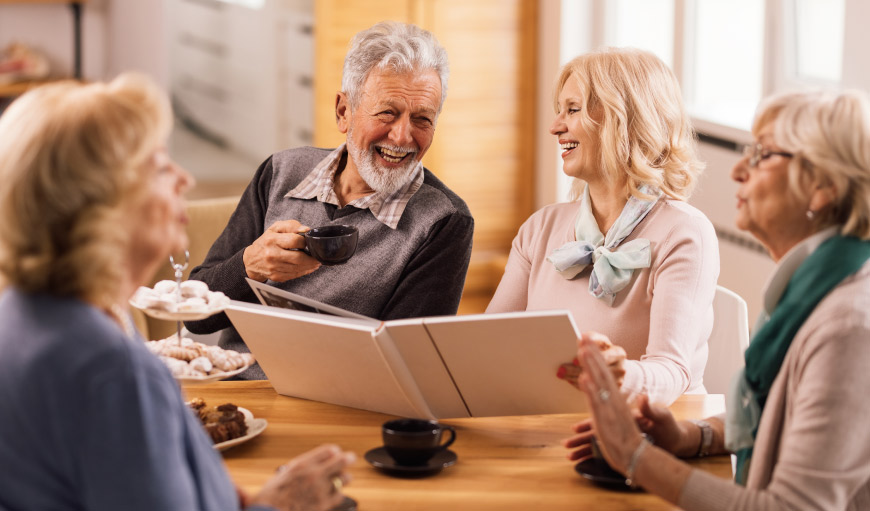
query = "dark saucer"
xmin=574 ymin=458 xmax=641 ymax=492
xmin=329 ymin=496 xmax=357 ymax=511
xmin=364 ymin=446 xmax=457 ymax=477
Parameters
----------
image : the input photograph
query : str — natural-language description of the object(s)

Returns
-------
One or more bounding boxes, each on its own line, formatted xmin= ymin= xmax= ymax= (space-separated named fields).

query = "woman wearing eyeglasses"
xmin=487 ymin=47 xmax=719 ymax=405
xmin=567 ymin=89 xmax=870 ymax=510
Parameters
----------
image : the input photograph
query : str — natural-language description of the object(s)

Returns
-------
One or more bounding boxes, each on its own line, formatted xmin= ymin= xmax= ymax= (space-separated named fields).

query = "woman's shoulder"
xmin=807 ymin=261 xmax=870 ymax=330
xmin=523 ymin=201 xmax=581 ymax=226
xmin=655 ymin=199 xmax=714 ymax=225
xmin=512 ymin=202 xmax=580 ymax=243
xmin=0 ymin=291 xmax=155 ymax=381
xmin=644 ymin=199 xmax=717 ymax=241
xmin=792 ymin=261 xmax=870 ymax=367
xmin=1 ymin=291 xmax=113 ymax=346
xmin=787 ymin=262 xmax=870 ymax=398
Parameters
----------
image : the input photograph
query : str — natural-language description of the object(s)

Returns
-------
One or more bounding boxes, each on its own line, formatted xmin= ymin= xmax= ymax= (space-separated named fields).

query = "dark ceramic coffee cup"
xmin=382 ymin=418 xmax=456 ymax=466
xmin=295 ymin=225 xmax=358 ymax=265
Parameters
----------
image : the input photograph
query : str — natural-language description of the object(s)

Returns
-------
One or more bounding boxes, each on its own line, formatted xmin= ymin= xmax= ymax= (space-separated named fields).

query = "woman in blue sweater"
xmin=0 ymin=74 xmax=354 ymax=511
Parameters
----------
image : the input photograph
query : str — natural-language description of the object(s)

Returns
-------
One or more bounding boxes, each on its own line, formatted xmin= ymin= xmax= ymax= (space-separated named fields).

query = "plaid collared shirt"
xmin=284 ymin=144 xmax=424 ymax=229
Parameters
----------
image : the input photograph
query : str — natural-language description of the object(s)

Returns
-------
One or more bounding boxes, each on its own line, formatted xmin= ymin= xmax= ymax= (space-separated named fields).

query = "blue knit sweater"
xmin=0 ymin=289 xmax=239 ymax=510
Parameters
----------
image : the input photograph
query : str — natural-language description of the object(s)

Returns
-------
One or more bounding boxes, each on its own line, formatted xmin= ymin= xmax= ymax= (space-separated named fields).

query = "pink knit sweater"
xmin=487 ymin=199 xmax=719 ymax=404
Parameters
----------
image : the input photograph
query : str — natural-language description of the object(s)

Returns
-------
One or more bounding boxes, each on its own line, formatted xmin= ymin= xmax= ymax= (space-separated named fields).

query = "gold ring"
xmin=331 ymin=475 xmax=343 ymax=493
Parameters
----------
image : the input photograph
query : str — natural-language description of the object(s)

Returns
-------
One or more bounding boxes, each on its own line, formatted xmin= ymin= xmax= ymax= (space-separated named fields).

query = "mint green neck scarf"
xmin=547 ymin=184 xmax=661 ymax=305
xmin=727 ymin=234 xmax=870 ymax=485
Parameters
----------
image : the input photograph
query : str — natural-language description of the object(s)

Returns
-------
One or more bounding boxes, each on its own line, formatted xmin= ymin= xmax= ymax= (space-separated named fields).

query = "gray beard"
xmin=346 ymin=127 xmax=418 ymax=195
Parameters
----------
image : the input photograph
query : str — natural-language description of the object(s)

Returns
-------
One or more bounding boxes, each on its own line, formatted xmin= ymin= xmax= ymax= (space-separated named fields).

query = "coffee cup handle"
xmin=439 ymin=425 xmax=456 ymax=450
xmin=287 ymin=230 xmax=311 ymax=255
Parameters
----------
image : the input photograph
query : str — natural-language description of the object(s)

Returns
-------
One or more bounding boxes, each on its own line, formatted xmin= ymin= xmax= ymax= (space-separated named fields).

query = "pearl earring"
xmin=806 ymin=209 xmax=815 ymax=221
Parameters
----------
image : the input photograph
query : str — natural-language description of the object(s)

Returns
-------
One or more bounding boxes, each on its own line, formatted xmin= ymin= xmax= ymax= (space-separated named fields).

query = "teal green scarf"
xmin=728 ymin=235 xmax=870 ymax=485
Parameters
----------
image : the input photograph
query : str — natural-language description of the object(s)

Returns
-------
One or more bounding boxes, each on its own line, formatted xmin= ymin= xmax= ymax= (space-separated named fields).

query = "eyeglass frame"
xmin=741 ymin=143 xmax=794 ymax=168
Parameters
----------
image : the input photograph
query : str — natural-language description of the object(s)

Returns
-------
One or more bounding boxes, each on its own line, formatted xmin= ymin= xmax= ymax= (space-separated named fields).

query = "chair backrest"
xmin=131 ymin=196 xmax=240 ymax=340
xmin=703 ymin=285 xmax=750 ymax=394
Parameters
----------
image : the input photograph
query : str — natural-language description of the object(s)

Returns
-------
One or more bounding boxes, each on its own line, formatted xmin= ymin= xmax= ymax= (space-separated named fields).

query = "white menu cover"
xmin=225 ymin=285 xmax=588 ymax=418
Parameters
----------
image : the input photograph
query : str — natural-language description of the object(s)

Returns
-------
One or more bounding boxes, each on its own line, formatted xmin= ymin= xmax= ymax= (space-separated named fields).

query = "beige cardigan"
xmin=679 ymin=262 xmax=870 ymax=510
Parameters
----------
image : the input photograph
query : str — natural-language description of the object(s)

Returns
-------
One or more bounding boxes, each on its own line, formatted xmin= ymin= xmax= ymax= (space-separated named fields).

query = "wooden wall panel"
xmin=420 ymin=0 xmax=537 ymax=261
xmin=314 ymin=0 xmax=537 ymax=305
xmin=313 ymin=0 xmax=415 ymax=148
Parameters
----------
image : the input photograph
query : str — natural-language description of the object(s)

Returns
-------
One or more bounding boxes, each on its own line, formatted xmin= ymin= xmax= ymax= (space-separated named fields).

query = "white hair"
xmin=341 ymin=21 xmax=449 ymax=112
xmin=754 ymin=89 xmax=870 ymax=238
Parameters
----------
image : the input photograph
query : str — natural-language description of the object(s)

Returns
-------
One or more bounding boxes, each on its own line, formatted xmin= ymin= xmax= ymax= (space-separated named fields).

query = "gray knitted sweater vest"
xmin=187 ymin=147 xmax=473 ymax=379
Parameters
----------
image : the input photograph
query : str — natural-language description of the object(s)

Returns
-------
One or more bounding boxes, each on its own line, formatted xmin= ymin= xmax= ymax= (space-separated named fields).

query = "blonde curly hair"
xmin=555 ymin=47 xmax=703 ymax=202
xmin=0 ymin=73 xmax=172 ymax=307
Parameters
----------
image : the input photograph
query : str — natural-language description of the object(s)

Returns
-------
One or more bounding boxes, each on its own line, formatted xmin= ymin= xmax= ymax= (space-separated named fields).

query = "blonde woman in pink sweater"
xmin=568 ymin=90 xmax=870 ymax=510
xmin=487 ymin=48 xmax=719 ymax=404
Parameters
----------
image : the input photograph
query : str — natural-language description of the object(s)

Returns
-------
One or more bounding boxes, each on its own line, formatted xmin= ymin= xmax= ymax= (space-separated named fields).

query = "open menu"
xmin=225 ymin=280 xmax=588 ymax=419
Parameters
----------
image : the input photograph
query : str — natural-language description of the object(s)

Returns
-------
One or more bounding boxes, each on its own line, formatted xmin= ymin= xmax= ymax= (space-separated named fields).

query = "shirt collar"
xmin=761 ymin=226 xmax=839 ymax=316
xmin=285 ymin=144 xmax=424 ymax=229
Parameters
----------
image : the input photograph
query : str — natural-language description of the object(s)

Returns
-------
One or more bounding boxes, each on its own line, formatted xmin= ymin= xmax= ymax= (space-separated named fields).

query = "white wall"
xmin=690 ymin=142 xmax=775 ymax=323
xmin=0 ymin=1 xmax=105 ymax=79
xmin=104 ymin=0 xmax=168 ymax=87
xmin=842 ymin=0 xmax=870 ymax=91
xmin=0 ymin=0 xmax=167 ymax=88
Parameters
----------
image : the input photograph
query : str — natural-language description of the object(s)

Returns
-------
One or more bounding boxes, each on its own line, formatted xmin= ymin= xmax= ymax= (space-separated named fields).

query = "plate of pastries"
xmin=130 ymin=279 xmax=230 ymax=321
xmin=146 ymin=335 xmax=254 ymax=383
xmin=187 ymin=398 xmax=267 ymax=451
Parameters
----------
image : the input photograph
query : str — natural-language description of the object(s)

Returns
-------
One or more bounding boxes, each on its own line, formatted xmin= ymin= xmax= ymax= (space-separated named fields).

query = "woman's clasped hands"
xmin=557 ymin=331 xmax=627 ymax=390
xmin=561 ymin=336 xmax=700 ymax=478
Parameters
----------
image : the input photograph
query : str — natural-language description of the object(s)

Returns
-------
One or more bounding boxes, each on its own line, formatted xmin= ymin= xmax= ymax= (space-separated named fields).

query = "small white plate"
xmin=214 ymin=407 xmax=268 ymax=452
xmin=175 ymin=363 xmax=251 ymax=385
xmin=129 ymin=300 xmax=227 ymax=322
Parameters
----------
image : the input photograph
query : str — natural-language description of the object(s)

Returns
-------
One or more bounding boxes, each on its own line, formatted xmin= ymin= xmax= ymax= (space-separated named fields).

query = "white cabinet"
xmin=167 ymin=0 xmax=313 ymax=161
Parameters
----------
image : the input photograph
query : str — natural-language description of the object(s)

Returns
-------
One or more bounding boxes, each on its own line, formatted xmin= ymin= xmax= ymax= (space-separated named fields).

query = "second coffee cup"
xmin=382 ymin=418 xmax=456 ymax=466
xmin=292 ymin=225 xmax=358 ymax=265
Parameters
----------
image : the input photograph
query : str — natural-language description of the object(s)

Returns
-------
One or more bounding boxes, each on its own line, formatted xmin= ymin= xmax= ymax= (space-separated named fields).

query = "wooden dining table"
xmin=182 ymin=381 xmax=731 ymax=511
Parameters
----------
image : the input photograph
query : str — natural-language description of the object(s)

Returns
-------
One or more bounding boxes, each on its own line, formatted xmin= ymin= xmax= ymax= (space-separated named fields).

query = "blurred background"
xmin=1 ymin=0 xmax=867 ymax=319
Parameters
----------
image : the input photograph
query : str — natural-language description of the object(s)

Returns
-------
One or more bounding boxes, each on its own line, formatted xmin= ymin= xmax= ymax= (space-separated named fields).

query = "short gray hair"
xmin=341 ymin=21 xmax=449 ymax=112
xmin=754 ymin=89 xmax=870 ymax=238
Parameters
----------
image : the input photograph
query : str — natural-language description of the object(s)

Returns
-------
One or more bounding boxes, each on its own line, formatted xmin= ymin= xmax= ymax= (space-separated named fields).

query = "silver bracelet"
xmin=624 ymin=439 xmax=649 ymax=487
xmin=689 ymin=419 xmax=713 ymax=457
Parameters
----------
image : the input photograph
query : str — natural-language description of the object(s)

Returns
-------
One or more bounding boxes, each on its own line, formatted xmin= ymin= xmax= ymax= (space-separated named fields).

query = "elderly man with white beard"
xmin=186 ymin=21 xmax=474 ymax=379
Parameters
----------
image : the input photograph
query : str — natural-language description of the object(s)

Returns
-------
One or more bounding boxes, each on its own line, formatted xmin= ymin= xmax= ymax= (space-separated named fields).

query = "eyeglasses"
xmin=741 ymin=143 xmax=794 ymax=168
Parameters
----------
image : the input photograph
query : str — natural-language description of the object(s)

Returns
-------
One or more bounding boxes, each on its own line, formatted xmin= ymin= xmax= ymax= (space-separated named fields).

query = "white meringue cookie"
xmin=153 ymin=280 xmax=178 ymax=295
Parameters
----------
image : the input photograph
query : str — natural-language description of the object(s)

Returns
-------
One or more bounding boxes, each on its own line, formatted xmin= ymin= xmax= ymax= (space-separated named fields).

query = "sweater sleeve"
xmin=486 ymin=215 xmax=535 ymax=313
xmin=79 ymin=350 xmax=237 ymax=510
xmin=621 ymin=213 xmax=719 ymax=404
xmin=678 ymin=316 xmax=870 ymax=510
xmin=185 ymin=158 xmax=274 ymax=334
xmin=379 ymin=209 xmax=474 ymax=319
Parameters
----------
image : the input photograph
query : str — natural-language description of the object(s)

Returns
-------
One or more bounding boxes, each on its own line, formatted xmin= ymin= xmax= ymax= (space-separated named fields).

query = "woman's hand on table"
xmin=562 ymin=372 xmax=702 ymax=464
xmin=249 ymin=444 xmax=355 ymax=511
xmin=564 ymin=335 xmax=644 ymax=473
xmin=632 ymin=394 xmax=699 ymax=457
xmin=557 ymin=331 xmax=626 ymax=389
xmin=564 ymin=337 xmax=699 ymax=504
xmin=562 ymin=418 xmax=596 ymax=462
